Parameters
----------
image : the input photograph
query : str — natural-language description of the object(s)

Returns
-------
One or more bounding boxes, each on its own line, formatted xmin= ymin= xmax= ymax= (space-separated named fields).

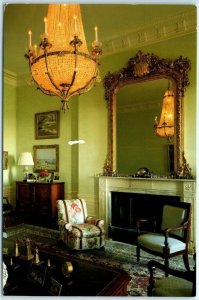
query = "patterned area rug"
xmin=5 ymin=224 xmax=194 ymax=297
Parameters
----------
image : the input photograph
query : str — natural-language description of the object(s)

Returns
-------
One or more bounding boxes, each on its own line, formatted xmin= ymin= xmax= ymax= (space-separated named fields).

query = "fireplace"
xmin=109 ymin=191 xmax=180 ymax=244
xmin=98 ymin=176 xmax=196 ymax=246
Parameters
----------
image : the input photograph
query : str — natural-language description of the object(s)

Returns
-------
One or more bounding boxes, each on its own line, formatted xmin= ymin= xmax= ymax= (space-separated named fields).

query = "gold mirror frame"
xmin=104 ymin=51 xmax=190 ymax=175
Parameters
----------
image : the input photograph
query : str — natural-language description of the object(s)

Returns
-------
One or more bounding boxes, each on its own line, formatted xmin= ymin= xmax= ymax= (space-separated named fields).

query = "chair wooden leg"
xmin=183 ymin=252 xmax=190 ymax=271
xmin=164 ymin=257 xmax=169 ymax=277
xmin=136 ymin=246 xmax=140 ymax=262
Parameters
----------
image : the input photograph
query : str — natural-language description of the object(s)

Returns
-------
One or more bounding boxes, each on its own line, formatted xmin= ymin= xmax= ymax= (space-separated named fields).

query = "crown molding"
xmin=4 ymin=69 xmax=17 ymax=87
xmin=118 ymin=101 xmax=161 ymax=114
xmin=102 ymin=9 xmax=196 ymax=56
xmin=4 ymin=9 xmax=196 ymax=87
xmin=4 ymin=70 xmax=32 ymax=87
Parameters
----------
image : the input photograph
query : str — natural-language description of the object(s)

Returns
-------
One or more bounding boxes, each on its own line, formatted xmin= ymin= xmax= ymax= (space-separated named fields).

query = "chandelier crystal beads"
xmin=25 ymin=4 xmax=102 ymax=111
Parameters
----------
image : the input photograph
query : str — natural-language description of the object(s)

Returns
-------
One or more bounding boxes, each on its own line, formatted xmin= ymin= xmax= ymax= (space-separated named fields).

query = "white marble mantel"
xmin=98 ymin=176 xmax=196 ymax=244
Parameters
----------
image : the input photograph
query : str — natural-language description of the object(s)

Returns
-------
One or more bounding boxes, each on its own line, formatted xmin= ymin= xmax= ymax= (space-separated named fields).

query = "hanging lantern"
xmin=154 ymin=87 xmax=175 ymax=138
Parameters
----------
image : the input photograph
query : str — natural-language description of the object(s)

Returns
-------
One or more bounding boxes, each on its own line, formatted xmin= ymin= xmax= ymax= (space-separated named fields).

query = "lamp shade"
xmin=18 ymin=152 xmax=34 ymax=166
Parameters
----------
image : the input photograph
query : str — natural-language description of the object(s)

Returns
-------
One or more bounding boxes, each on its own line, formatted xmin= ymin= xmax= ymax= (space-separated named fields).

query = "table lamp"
xmin=18 ymin=152 xmax=34 ymax=181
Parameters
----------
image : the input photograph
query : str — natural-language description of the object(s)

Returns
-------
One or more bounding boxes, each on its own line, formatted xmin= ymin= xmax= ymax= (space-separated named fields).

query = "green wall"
xmin=3 ymin=32 xmax=196 ymax=215
xmin=3 ymin=82 xmax=16 ymax=186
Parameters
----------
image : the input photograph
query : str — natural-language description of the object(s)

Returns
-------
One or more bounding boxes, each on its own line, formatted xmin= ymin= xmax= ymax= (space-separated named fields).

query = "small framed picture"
xmin=33 ymin=144 xmax=59 ymax=172
xmin=48 ymin=277 xmax=62 ymax=296
xmin=27 ymin=173 xmax=35 ymax=182
xmin=35 ymin=110 xmax=60 ymax=139
xmin=27 ymin=262 xmax=47 ymax=287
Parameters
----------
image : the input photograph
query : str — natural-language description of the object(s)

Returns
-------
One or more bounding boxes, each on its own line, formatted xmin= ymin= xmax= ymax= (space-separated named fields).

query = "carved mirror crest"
xmin=104 ymin=51 xmax=190 ymax=175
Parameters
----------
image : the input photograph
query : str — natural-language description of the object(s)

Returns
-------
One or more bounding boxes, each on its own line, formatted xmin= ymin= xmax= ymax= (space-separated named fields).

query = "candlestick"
xmin=28 ymin=30 xmax=32 ymax=48
xmin=35 ymin=247 xmax=40 ymax=264
xmin=15 ymin=242 xmax=20 ymax=257
xmin=74 ymin=16 xmax=77 ymax=34
xmin=44 ymin=17 xmax=47 ymax=35
xmin=94 ymin=26 xmax=98 ymax=42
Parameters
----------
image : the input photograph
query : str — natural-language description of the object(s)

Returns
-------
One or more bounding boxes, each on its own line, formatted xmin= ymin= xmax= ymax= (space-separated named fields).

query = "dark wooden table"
xmin=3 ymin=238 xmax=131 ymax=296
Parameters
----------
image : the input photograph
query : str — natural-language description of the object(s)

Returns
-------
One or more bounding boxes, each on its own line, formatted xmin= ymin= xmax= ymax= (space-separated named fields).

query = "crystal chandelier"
xmin=154 ymin=85 xmax=175 ymax=138
xmin=25 ymin=4 xmax=102 ymax=112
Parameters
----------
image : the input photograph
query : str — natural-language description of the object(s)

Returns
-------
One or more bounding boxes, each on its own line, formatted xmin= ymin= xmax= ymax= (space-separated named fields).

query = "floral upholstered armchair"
xmin=57 ymin=199 xmax=105 ymax=250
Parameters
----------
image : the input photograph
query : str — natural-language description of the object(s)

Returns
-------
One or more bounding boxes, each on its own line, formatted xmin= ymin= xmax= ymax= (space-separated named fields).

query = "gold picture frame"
xmin=33 ymin=145 xmax=59 ymax=172
xmin=35 ymin=110 xmax=60 ymax=139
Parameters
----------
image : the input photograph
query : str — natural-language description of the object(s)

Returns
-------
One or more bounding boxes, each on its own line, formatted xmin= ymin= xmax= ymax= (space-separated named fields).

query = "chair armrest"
xmin=147 ymin=260 xmax=195 ymax=297
xmin=86 ymin=216 xmax=104 ymax=227
xmin=164 ymin=220 xmax=189 ymax=235
xmin=148 ymin=260 xmax=195 ymax=282
xmin=58 ymin=220 xmax=72 ymax=231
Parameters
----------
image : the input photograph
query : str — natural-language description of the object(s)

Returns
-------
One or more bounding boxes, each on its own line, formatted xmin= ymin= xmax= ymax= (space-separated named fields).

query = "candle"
xmin=44 ymin=17 xmax=47 ymax=35
xmin=28 ymin=30 xmax=32 ymax=48
xmin=34 ymin=44 xmax=37 ymax=56
xmin=74 ymin=16 xmax=77 ymax=34
xmin=94 ymin=26 xmax=98 ymax=42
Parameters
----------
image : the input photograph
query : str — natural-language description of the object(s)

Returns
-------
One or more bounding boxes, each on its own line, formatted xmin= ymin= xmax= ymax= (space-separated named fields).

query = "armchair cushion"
xmin=153 ymin=276 xmax=192 ymax=297
xmin=138 ymin=233 xmax=186 ymax=254
xmin=65 ymin=199 xmax=87 ymax=224
xmin=70 ymin=224 xmax=103 ymax=238
xmin=86 ymin=216 xmax=104 ymax=227
xmin=148 ymin=258 xmax=195 ymax=297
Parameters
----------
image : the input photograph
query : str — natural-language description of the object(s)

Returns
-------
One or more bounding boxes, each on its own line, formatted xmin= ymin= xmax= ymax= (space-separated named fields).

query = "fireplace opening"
xmin=109 ymin=191 xmax=181 ymax=244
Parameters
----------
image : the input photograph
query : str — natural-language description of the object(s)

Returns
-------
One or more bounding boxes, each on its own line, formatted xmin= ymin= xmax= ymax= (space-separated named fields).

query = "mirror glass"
xmin=104 ymin=51 xmax=190 ymax=176
xmin=116 ymin=79 xmax=173 ymax=175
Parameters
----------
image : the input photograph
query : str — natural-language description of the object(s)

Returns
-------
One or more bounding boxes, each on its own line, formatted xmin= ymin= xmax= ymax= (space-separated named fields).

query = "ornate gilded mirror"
xmin=104 ymin=51 xmax=190 ymax=175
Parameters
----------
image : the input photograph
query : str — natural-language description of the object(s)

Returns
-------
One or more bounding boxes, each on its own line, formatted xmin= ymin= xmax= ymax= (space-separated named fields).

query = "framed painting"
xmin=35 ymin=110 xmax=60 ymax=139
xmin=33 ymin=145 xmax=59 ymax=172
xmin=27 ymin=262 xmax=47 ymax=287
xmin=48 ymin=277 xmax=62 ymax=296
xmin=3 ymin=151 xmax=8 ymax=170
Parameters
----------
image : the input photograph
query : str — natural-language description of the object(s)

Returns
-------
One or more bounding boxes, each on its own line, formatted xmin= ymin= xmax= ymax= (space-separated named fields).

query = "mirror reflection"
xmin=116 ymin=79 xmax=174 ymax=175
xmin=104 ymin=51 xmax=191 ymax=176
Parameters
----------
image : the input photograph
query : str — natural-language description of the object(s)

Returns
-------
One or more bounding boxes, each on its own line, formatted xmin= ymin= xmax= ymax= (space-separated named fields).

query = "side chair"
xmin=136 ymin=201 xmax=191 ymax=275
xmin=57 ymin=199 xmax=105 ymax=250
xmin=147 ymin=254 xmax=196 ymax=296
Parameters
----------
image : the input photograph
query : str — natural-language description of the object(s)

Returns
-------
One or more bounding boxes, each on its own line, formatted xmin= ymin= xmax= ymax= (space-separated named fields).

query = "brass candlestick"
xmin=15 ymin=241 xmax=20 ymax=257
xmin=21 ymin=238 xmax=34 ymax=260
xmin=35 ymin=247 xmax=40 ymax=264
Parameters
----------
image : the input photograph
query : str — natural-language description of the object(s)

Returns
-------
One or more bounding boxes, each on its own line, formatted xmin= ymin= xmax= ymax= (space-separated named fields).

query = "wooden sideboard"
xmin=16 ymin=181 xmax=64 ymax=226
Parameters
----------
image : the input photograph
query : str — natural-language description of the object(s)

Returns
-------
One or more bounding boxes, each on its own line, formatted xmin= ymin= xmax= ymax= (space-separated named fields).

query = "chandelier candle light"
xmin=25 ymin=4 xmax=102 ymax=112
xmin=154 ymin=84 xmax=175 ymax=138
